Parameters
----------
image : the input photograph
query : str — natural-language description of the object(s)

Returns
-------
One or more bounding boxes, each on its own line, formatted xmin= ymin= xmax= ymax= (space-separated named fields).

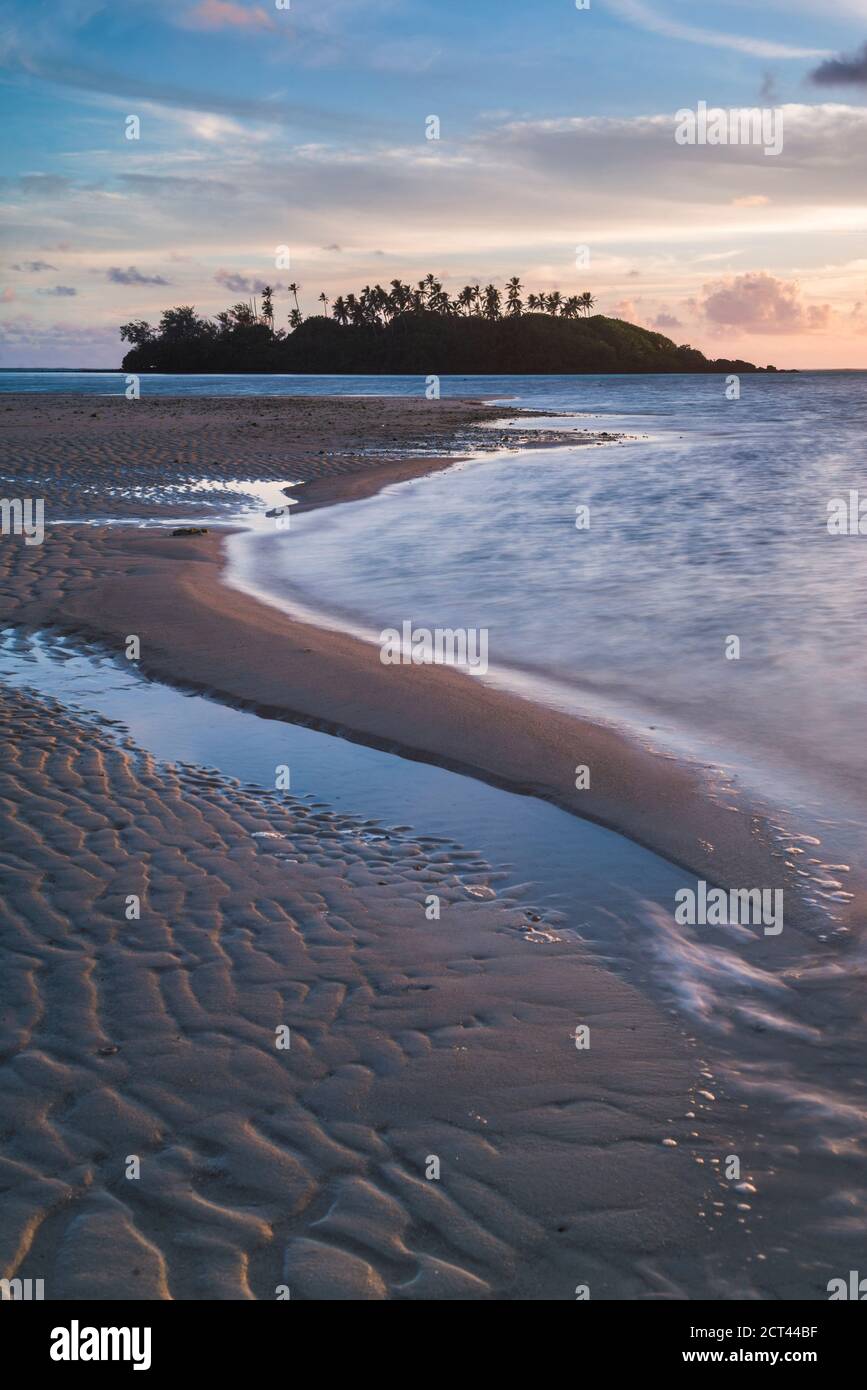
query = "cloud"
xmin=118 ymin=173 xmax=235 ymax=197
xmin=0 ymin=313 xmax=121 ymax=368
xmin=2 ymin=99 xmax=863 ymax=368
xmin=732 ymin=196 xmax=771 ymax=207
xmin=811 ymin=42 xmax=867 ymax=87
xmin=214 ymin=268 xmax=271 ymax=293
xmin=7 ymin=53 xmax=371 ymax=137
xmin=1 ymin=289 xmax=16 ymax=303
xmin=698 ymin=272 xmax=830 ymax=333
xmin=180 ymin=0 xmax=276 ymax=32
xmin=106 ymin=266 xmax=171 ymax=285
xmin=36 ymin=285 xmax=78 ymax=297
xmin=608 ymin=0 xmax=830 ymax=60
xmin=0 ymin=174 xmax=72 ymax=199
xmin=11 ymin=260 xmax=58 ymax=271
xmin=653 ymin=311 xmax=682 ymax=330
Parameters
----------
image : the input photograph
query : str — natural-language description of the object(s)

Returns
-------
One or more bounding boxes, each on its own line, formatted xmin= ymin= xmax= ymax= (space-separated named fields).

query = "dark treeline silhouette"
xmin=120 ymin=276 xmax=773 ymax=374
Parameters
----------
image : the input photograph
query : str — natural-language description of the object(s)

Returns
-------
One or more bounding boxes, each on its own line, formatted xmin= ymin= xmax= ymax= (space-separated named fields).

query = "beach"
xmin=0 ymin=393 xmax=822 ymax=903
xmin=0 ymin=390 xmax=865 ymax=1301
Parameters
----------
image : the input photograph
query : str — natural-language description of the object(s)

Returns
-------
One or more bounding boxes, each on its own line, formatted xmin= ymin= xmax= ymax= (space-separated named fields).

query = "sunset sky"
xmin=3 ymin=0 xmax=867 ymax=368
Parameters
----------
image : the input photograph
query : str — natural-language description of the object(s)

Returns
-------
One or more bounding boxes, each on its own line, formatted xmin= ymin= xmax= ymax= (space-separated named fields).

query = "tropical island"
xmin=120 ymin=275 xmax=773 ymax=375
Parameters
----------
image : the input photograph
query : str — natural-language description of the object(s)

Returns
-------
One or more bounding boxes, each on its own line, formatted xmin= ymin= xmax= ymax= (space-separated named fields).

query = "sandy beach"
xmin=0 ymin=392 xmax=863 ymax=1301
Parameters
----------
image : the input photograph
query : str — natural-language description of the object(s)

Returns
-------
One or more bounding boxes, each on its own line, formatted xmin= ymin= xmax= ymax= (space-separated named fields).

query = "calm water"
xmin=217 ymin=372 xmax=867 ymax=858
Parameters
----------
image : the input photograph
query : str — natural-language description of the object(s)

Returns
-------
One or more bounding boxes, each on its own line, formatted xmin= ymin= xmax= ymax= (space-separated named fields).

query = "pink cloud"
xmin=699 ymin=273 xmax=830 ymax=335
xmin=182 ymin=1 xmax=275 ymax=33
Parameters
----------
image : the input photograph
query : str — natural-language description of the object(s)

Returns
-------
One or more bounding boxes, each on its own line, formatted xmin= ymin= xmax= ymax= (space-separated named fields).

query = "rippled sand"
xmin=0 ymin=684 xmax=732 ymax=1300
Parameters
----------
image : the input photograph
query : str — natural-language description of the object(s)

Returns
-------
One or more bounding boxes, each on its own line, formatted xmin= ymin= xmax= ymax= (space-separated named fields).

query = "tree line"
xmin=120 ymin=275 xmax=597 ymax=352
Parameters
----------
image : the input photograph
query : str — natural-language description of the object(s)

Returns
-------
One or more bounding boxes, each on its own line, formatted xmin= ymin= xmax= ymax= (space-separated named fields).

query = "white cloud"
xmin=608 ymin=0 xmax=831 ymax=60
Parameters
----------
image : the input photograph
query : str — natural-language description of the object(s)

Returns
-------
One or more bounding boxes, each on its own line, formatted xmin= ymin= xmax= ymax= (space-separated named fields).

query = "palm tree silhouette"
xmin=506 ymin=276 xmax=523 ymax=316
xmin=389 ymin=280 xmax=411 ymax=317
xmin=483 ymin=284 xmax=502 ymax=319
xmin=302 ymin=273 xmax=596 ymax=327
xmin=260 ymin=285 xmax=275 ymax=331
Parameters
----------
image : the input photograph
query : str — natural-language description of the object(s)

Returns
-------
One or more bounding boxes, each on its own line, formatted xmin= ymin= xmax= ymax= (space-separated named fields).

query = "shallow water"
xmin=222 ymin=372 xmax=867 ymax=877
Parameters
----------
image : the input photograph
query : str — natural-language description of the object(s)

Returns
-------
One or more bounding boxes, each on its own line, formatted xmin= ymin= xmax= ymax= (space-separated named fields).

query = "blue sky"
xmin=3 ymin=0 xmax=867 ymax=366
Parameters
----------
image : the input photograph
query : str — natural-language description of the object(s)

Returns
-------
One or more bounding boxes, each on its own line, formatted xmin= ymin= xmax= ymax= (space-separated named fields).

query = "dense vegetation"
xmin=120 ymin=276 xmax=773 ymax=375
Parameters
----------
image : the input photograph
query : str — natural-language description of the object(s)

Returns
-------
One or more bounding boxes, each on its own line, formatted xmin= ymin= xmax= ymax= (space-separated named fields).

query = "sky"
xmin=3 ymin=0 xmax=867 ymax=368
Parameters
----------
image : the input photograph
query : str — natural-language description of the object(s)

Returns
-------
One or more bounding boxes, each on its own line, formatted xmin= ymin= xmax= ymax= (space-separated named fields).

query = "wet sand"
xmin=0 ymin=680 xmax=738 ymax=1300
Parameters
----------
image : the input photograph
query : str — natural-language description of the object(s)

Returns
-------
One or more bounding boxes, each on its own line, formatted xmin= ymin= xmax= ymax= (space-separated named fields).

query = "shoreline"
xmin=0 ymin=392 xmax=831 ymax=937
xmin=0 ymin=521 xmax=814 ymax=949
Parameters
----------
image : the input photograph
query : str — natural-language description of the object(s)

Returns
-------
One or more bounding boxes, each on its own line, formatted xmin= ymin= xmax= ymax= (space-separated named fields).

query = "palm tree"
xmin=430 ymin=282 xmax=450 ymax=314
xmin=372 ymin=283 xmax=392 ymax=322
xmin=388 ymin=279 xmax=412 ymax=317
xmin=346 ymin=293 xmax=366 ymax=327
xmin=483 ymin=284 xmax=502 ymax=319
xmin=506 ymin=276 xmax=523 ymax=316
xmin=274 ymin=274 xmax=593 ymax=329
xmin=260 ymin=285 xmax=275 ymax=331
xmin=358 ymin=285 xmax=381 ymax=324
